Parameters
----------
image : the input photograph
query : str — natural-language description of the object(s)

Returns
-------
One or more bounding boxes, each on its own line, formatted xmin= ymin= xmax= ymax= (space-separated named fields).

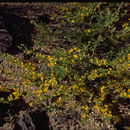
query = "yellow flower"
xmin=29 ymin=102 xmax=33 ymax=107
xmin=123 ymin=91 xmax=127 ymax=97
xmin=48 ymin=56 xmax=52 ymax=61
xmin=40 ymin=97 xmax=43 ymax=101
xmin=122 ymin=23 xmax=128 ymax=27
xmin=0 ymin=85 xmax=2 ymax=90
xmin=94 ymin=105 xmax=100 ymax=112
xmin=74 ymin=47 xmax=77 ymax=51
xmin=32 ymin=76 xmax=35 ymax=80
xmin=59 ymin=85 xmax=63 ymax=91
xmin=57 ymin=97 xmax=62 ymax=102
xmin=9 ymin=61 xmax=12 ymax=64
xmin=90 ymin=59 xmax=93 ymax=62
xmin=37 ymin=73 xmax=41 ymax=77
xmin=11 ymin=56 xmax=15 ymax=60
xmin=25 ymin=67 xmax=28 ymax=71
xmin=119 ymin=58 xmax=123 ymax=63
xmin=98 ymin=63 xmax=101 ymax=66
xmin=10 ymin=76 xmax=14 ymax=80
xmin=26 ymin=50 xmax=31 ymax=55
xmin=125 ymin=66 xmax=128 ymax=70
xmin=85 ymin=7 xmax=88 ymax=10
xmin=82 ymin=106 xmax=85 ymax=109
xmin=108 ymin=71 xmax=111 ymax=75
xmin=96 ymin=58 xmax=99 ymax=63
xmin=101 ymin=86 xmax=105 ymax=93
xmin=48 ymin=79 xmax=52 ymax=84
xmin=44 ymin=87 xmax=48 ymax=92
xmin=71 ymin=103 xmax=75 ymax=108
xmin=59 ymin=57 xmax=63 ymax=61
xmin=51 ymin=82 xmax=54 ymax=87
xmin=41 ymin=76 xmax=43 ymax=81
xmin=109 ymin=68 xmax=112 ymax=71
xmin=38 ymin=94 xmax=41 ymax=97
xmin=32 ymin=71 xmax=35 ymax=75
xmin=97 ymin=4 xmax=100 ymax=9
xmin=85 ymin=106 xmax=89 ymax=111
xmin=38 ymin=60 xmax=42 ymax=63
xmin=82 ymin=113 xmax=87 ymax=118
xmin=72 ymin=84 xmax=78 ymax=89
xmin=37 ymin=89 xmax=42 ymax=93
xmin=81 ymin=13 xmax=84 ymax=17
xmin=99 ymin=73 xmax=102 ymax=77
xmin=69 ymin=48 xmax=73 ymax=54
xmin=126 ymin=26 xmax=128 ymax=30
xmin=71 ymin=60 xmax=76 ymax=64
xmin=87 ymin=29 xmax=91 ymax=33
xmin=73 ymin=54 xmax=78 ymax=59
xmin=95 ymin=70 xmax=97 ymax=73
xmin=104 ymin=105 xmax=108 ymax=108
xmin=12 ymin=91 xmax=17 ymax=95
xmin=78 ymin=49 xmax=81 ymax=53
xmin=61 ymin=7 xmax=68 ymax=11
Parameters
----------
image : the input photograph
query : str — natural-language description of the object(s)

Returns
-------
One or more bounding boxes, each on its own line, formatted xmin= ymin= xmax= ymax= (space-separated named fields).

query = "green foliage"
xmin=50 ymin=2 xmax=129 ymax=59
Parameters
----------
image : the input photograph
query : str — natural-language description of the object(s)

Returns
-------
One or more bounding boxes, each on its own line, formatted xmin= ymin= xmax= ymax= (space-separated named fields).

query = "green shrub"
xmin=0 ymin=2 xmax=129 ymax=126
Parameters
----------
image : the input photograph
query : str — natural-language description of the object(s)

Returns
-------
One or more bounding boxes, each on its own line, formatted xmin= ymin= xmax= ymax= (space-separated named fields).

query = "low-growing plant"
xmin=0 ymin=2 xmax=129 ymax=128
xmin=1 ymin=44 xmax=129 ymax=125
xmin=49 ymin=2 xmax=129 ymax=60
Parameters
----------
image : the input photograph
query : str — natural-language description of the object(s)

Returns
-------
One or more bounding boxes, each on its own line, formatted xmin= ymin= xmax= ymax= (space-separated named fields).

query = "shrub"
xmin=0 ymin=2 xmax=129 ymax=127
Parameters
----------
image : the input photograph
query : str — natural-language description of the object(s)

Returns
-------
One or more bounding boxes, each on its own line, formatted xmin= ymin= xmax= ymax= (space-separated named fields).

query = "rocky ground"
xmin=0 ymin=2 xmax=130 ymax=130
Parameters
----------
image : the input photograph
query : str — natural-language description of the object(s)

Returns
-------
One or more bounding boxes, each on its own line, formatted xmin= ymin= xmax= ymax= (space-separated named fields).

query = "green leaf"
xmin=97 ymin=35 xmax=104 ymax=42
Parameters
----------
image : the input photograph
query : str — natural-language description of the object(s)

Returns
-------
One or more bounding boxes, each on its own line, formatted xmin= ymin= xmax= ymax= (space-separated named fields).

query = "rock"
xmin=15 ymin=113 xmax=35 ymax=130
xmin=15 ymin=107 xmax=50 ymax=130
xmin=29 ymin=107 xmax=50 ymax=130
xmin=0 ymin=28 xmax=12 ymax=52
xmin=0 ymin=14 xmax=12 ymax=52
xmin=50 ymin=111 xmax=81 ymax=130
xmin=0 ymin=8 xmax=34 ymax=54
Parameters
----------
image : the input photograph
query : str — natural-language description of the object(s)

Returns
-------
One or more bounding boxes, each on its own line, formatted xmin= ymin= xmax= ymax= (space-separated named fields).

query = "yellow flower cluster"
xmin=37 ymin=73 xmax=44 ymax=81
xmin=94 ymin=104 xmax=100 ymax=113
xmin=100 ymin=86 xmax=107 ymax=101
xmin=61 ymin=6 xmax=68 ymax=12
xmin=82 ymin=105 xmax=89 ymax=119
xmin=35 ymin=52 xmax=45 ymax=63
xmin=120 ymin=90 xmax=128 ymax=97
xmin=122 ymin=23 xmax=128 ymax=30
xmin=101 ymin=105 xmax=112 ymax=119
xmin=7 ymin=89 xmax=22 ymax=101
xmin=88 ymin=69 xmax=103 ymax=80
xmin=47 ymin=55 xmax=57 ymax=67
